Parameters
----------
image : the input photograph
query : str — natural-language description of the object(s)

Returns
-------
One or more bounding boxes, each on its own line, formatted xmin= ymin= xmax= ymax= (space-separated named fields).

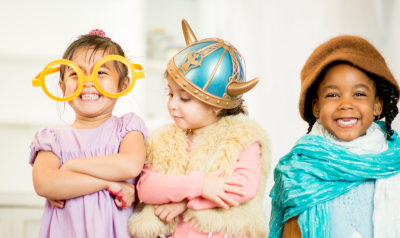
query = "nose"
xmin=83 ymin=81 xmax=94 ymax=88
xmin=82 ymin=68 xmax=93 ymax=77
xmin=82 ymin=69 xmax=95 ymax=87
xmin=338 ymin=98 xmax=354 ymax=111
xmin=168 ymin=95 xmax=179 ymax=111
xmin=80 ymin=67 xmax=95 ymax=87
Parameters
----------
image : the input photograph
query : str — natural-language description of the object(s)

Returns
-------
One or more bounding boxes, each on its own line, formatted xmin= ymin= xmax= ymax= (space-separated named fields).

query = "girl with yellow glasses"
xmin=29 ymin=29 xmax=147 ymax=238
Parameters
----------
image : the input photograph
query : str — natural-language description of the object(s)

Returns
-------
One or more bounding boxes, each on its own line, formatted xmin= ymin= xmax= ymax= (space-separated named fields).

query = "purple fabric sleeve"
xmin=29 ymin=128 xmax=62 ymax=166
xmin=117 ymin=112 xmax=148 ymax=140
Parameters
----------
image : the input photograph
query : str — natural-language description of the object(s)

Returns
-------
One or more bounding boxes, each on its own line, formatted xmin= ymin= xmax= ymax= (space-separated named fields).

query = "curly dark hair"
xmin=304 ymin=62 xmax=399 ymax=139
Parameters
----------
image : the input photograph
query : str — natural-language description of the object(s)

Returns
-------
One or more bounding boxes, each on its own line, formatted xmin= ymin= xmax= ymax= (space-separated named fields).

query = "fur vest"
xmin=128 ymin=115 xmax=271 ymax=238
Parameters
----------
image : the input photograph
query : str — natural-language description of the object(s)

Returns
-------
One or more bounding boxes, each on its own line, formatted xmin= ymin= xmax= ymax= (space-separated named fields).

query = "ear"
xmin=312 ymin=99 xmax=320 ymax=118
xmin=121 ymin=77 xmax=130 ymax=92
xmin=59 ymin=81 xmax=65 ymax=96
xmin=374 ymin=96 xmax=383 ymax=117
xmin=211 ymin=106 xmax=221 ymax=115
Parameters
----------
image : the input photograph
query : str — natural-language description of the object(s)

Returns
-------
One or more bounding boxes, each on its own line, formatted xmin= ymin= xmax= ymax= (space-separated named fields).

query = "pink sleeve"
xmin=187 ymin=142 xmax=262 ymax=210
xmin=137 ymin=164 xmax=205 ymax=204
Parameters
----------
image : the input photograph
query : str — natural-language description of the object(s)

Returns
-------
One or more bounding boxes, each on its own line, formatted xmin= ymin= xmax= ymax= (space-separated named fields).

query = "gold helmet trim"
xmin=167 ymin=19 xmax=259 ymax=109
xmin=167 ymin=59 xmax=243 ymax=109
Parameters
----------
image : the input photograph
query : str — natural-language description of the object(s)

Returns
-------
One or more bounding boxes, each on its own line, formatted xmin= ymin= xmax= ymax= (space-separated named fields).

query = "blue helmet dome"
xmin=166 ymin=19 xmax=259 ymax=109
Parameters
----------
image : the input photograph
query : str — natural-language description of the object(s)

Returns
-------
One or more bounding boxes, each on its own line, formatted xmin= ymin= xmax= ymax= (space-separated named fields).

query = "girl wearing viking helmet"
xmin=128 ymin=20 xmax=271 ymax=238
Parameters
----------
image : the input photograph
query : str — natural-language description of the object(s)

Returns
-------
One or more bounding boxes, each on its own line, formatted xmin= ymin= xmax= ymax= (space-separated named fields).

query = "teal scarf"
xmin=269 ymin=121 xmax=400 ymax=238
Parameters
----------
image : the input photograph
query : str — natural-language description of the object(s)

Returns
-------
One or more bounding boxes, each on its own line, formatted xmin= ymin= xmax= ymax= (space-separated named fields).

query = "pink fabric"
xmin=29 ymin=113 xmax=147 ymax=238
xmin=89 ymin=29 xmax=110 ymax=39
xmin=137 ymin=141 xmax=261 ymax=238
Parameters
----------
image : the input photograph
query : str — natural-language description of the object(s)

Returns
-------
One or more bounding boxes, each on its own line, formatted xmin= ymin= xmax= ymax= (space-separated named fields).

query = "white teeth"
xmin=81 ymin=94 xmax=100 ymax=100
xmin=336 ymin=119 xmax=357 ymax=125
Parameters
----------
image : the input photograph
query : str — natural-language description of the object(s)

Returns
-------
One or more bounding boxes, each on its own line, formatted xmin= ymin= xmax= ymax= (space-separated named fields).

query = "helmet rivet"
xmin=194 ymin=90 xmax=198 ymax=94
xmin=217 ymin=100 xmax=220 ymax=104
xmin=205 ymin=96 xmax=210 ymax=100
xmin=183 ymin=83 xmax=188 ymax=87
xmin=226 ymin=102 xmax=229 ymax=105
xmin=200 ymin=93 xmax=203 ymax=97
xmin=175 ymin=75 xmax=178 ymax=79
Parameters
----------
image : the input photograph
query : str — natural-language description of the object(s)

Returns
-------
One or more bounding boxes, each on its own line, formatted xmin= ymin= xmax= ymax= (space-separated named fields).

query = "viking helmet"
xmin=166 ymin=19 xmax=259 ymax=109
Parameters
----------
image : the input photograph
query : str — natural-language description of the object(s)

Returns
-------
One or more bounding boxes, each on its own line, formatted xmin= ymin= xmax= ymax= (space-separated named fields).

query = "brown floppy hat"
xmin=299 ymin=35 xmax=399 ymax=122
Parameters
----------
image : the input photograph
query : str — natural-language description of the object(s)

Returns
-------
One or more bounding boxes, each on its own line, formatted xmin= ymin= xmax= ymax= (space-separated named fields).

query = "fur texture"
xmin=128 ymin=115 xmax=271 ymax=238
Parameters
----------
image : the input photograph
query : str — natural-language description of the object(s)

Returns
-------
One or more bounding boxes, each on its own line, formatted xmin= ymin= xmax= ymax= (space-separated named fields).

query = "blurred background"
xmin=1 ymin=0 xmax=400 ymax=237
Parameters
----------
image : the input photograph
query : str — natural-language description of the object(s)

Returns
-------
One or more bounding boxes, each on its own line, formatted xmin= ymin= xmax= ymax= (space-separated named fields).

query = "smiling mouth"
xmin=80 ymin=93 xmax=100 ymax=100
xmin=335 ymin=118 xmax=359 ymax=126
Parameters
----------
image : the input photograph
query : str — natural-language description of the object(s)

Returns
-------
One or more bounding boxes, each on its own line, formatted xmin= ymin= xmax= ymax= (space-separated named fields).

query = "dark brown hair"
xmin=215 ymin=100 xmax=248 ymax=117
xmin=60 ymin=34 xmax=128 ymax=91
xmin=57 ymin=33 xmax=128 ymax=118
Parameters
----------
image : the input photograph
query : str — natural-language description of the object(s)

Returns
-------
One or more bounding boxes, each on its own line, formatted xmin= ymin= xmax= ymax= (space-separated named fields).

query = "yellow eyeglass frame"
xmin=32 ymin=55 xmax=145 ymax=102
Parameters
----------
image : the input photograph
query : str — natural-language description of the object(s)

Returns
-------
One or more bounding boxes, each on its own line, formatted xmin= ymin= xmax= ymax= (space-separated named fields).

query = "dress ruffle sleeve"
xmin=29 ymin=128 xmax=62 ymax=166
xmin=117 ymin=112 xmax=148 ymax=140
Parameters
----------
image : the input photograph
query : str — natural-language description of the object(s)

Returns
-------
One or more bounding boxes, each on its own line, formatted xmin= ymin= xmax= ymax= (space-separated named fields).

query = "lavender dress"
xmin=29 ymin=113 xmax=147 ymax=238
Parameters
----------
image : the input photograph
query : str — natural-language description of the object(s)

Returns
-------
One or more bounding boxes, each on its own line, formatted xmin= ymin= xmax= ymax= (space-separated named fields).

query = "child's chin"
xmin=75 ymin=107 xmax=102 ymax=117
xmin=334 ymin=132 xmax=362 ymax=141
xmin=174 ymin=121 xmax=189 ymax=131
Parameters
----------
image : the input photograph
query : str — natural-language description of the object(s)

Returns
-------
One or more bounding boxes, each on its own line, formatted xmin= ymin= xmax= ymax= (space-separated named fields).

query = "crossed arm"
xmin=32 ymin=131 xmax=146 ymax=207
xmin=137 ymin=142 xmax=262 ymax=222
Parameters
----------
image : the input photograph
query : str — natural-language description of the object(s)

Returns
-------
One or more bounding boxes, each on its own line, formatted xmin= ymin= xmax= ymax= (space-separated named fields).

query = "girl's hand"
xmin=107 ymin=181 xmax=135 ymax=208
xmin=154 ymin=200 xmax=188 ymax=223
xmin=48 ymin=199 xmax=65 ymax=209
xmin=201 ymin=167 xmax=245 ymax=209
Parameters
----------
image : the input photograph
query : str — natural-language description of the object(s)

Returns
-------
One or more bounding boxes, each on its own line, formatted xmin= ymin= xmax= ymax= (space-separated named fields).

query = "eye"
xmin=355 ymin=92 xmax=366 ymax=97
xmin=326 ymin=94 xmax=339 ymax=98
xmin=167 ymin=93 xmax=173 ymax=97
xmin=181 ymin=97 xmax=190 ymax=102
xmin=98 ymin=71 xmax=107 ymax=75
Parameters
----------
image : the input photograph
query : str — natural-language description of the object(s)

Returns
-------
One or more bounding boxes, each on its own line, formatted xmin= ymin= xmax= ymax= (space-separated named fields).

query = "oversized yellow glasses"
xmin=32 ymin=55 xmax=145 ymax=102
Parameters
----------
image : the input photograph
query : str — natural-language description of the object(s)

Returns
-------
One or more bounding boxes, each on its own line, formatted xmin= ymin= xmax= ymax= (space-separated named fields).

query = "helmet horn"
xmin=227 ymin=77 xmax=259 ymax=96
xmin=182 ymin=19 xmax=198 ymax=46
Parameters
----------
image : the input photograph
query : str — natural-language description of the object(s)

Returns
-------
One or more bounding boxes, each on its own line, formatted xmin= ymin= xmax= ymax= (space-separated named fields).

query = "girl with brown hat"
xmin=269 ymin=35 xmax=400 ymax=238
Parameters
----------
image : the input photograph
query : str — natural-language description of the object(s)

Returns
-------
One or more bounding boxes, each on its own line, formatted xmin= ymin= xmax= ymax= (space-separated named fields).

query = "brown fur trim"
xmin=128 ymin=115 xmax=271 ymax=238
xmin=299 ymin=35 xmax=399 ymax=121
